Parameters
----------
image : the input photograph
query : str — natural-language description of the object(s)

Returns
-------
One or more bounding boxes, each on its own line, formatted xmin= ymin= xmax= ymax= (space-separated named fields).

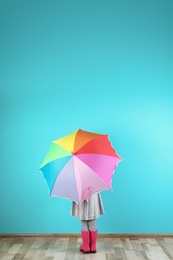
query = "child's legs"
xmin=81 ymin=219 xmax=97 ymax=231
xmin=88 ymin=219 xmax=97 ymax=231
xmin=81 ymin=220 xmax=89 ymax=231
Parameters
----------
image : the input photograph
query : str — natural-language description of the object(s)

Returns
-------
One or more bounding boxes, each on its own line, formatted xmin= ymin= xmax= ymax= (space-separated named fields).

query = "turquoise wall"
xmin=1 ymin=0 xmax=173 ymax=234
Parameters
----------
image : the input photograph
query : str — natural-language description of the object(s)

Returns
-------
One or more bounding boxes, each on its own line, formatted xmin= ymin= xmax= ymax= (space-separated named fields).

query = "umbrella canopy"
xmin=39 ymin=129 xmax=123 ymax=205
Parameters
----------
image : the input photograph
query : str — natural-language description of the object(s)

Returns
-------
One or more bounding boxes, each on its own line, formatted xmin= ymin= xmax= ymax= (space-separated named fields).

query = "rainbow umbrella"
xmin=39 ymin=129 xmax=123 ymax=205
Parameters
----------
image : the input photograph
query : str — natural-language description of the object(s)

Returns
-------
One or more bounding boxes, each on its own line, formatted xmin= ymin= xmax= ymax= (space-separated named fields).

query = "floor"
xmin=0 ymin=236 xmax=173 ymax=260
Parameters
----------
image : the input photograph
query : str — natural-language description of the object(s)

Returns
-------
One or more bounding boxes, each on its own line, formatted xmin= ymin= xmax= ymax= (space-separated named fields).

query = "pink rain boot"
xmin=80 ymin=230 xmax=90 ymax=254
xmin=90 ymin=230 xmax=98 ymax=253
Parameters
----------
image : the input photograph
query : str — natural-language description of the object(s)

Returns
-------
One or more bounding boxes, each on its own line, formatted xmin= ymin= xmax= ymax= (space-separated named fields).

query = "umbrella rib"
xmin=73 ymin=157 xmax=82 ymax=205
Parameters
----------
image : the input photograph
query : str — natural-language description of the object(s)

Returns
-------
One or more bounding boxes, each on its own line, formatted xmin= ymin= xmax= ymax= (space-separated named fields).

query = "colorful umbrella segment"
xmin=39 ymin=129 xmax=123 ymax=205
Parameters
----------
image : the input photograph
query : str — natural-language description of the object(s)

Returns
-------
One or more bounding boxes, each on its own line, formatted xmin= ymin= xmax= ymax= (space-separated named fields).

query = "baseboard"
xmin=0 ymin=233 xmax=173 ymax=238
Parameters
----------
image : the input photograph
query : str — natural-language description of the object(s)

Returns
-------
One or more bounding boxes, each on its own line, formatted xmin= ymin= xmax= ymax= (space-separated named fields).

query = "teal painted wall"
xmin=1 ymin=0 xmax=173 ymax=234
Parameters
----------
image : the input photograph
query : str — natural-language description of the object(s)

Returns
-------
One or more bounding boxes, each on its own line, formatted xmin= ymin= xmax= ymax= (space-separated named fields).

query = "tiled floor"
xmin=0 ymin=236 xmax=173 ymax=259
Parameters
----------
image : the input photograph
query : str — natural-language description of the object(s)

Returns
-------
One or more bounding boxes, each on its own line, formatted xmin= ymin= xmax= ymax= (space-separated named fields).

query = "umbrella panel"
xmin=40 ymin=143 xmax=71 ymax=168
xmin=51 ymin=157 xmax=79 ymax=204
xmin=76 ymin=153 xmax=121 ymax=188
xmin=53 ymin=130 xmax=78 ymax=153
xmin=74 ymin=129 xmax=103 ymax=153
xmin=41 ymin=155 xmax=71 ymax=192
xmin=75 ymin=135 xmax=117 ymax=156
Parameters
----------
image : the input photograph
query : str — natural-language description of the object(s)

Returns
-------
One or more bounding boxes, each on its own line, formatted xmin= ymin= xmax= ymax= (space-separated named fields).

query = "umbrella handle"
xmin=84 ymin=186 xmax=92 ymax=201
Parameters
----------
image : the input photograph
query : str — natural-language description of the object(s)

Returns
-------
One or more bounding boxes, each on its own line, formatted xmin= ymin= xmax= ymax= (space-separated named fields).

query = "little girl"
xmin=71 ymin=192 xmax=104 ymax=254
